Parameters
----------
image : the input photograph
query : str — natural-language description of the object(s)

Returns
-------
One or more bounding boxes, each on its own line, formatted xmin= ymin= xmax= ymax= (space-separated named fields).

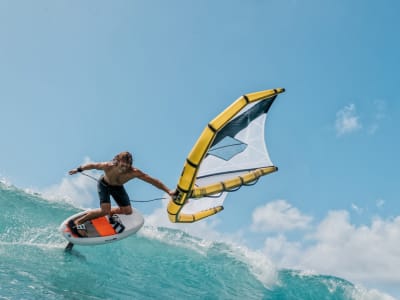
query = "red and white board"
xmin=59 ymin=210 xmax=144 ymax=247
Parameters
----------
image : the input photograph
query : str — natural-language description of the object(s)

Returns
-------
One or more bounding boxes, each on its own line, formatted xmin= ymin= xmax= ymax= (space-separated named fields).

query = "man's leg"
xmin=110 ymin=185 xmax=132 ymax=215
xmin=74 ymin=203 xmax=112 ymax=236
xmin=111 ymin=205 xmax=132 ymax=215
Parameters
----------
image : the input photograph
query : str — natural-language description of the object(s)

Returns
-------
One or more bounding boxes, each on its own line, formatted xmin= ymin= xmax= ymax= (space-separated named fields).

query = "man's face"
xmin=117 ymin=160 xmax=131 ymax=172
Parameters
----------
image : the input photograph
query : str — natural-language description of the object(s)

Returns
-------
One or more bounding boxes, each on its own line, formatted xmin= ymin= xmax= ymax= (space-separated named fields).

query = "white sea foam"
xmin=348 ymin=284 xmax=396 ymax=300
xmin=139 ymin=224 xmax=278 ymax=289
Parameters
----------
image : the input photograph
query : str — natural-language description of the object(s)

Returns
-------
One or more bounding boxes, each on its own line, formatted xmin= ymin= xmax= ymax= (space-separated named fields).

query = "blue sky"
xmin=1 ymin=1 xmax=399 ymax=298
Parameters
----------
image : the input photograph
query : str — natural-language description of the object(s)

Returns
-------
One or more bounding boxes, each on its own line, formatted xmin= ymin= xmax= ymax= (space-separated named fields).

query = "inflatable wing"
xmin=168 ymin=88 xmax=285 ymax=223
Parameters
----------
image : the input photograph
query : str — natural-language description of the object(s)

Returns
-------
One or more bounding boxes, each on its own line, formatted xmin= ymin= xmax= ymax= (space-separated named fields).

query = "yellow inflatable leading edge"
xmin=167 ymin=88 xmax=285 ymax=223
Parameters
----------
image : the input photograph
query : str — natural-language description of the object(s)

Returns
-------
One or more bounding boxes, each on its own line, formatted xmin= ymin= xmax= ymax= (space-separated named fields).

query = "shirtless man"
xmin=68 ymin=151 xmax=174 ymax=236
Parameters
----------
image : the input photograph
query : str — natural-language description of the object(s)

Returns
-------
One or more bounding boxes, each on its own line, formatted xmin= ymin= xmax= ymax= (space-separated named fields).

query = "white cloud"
xmin=367 ymin=99 xmax=387 ymax=135
xmin=376 ymin=199 xmax=385 ymax=208
xmin=251 ymin=200 xmax=312 ymax=232
xmin=305 ymin=212 xmax=400 ymax=289
xmin=335 ymin=104 xmax=362 ymax=136
xmin=351 ymin=203 xmax=363 ymax=214
xmin=335 ymin=100 xmax=387 ymax=136
xmin=261 ymin=209 xmax=400 ymax=294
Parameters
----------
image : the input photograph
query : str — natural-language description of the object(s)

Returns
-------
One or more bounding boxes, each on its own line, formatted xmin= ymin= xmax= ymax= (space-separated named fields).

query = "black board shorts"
xmin=97 ymin=176 xmax=131 ymax=207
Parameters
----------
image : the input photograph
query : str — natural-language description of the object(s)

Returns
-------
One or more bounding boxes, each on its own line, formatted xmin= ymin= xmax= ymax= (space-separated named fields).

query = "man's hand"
xmin=69 ymin=167 xmax=82 ymax=175
xmin=168 ymin=190 xmax=178 ymax=198
xmin=69 ymin=169 xmax=78 ymax=175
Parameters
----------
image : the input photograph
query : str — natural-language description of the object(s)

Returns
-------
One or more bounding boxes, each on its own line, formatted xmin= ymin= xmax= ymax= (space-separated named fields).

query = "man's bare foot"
xmin=68 ymin=220 xmax=88 ymax=237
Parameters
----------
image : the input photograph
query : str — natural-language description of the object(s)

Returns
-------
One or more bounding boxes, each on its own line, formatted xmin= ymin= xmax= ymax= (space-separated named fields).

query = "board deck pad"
xmin=69 ymin=216 xmax=124 ymax=237
xmin=90 ymin=217 xmax=116 ymax=236
xmin=70 ymin=216 xmax=116 ymax=238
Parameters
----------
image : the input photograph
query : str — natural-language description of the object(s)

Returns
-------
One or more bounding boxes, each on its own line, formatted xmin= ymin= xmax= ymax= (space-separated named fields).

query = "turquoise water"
xmin=0 ymin=182 xmax=389 ymax=299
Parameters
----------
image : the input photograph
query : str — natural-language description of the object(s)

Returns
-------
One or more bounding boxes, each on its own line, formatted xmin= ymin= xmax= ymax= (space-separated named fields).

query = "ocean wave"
xmin=0 ymin=183 xmax=396 ymax=300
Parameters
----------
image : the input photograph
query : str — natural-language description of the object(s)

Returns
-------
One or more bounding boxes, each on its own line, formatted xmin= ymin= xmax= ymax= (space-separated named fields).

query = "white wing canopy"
xmin=182 ymin=101 xmax=274 ymax=214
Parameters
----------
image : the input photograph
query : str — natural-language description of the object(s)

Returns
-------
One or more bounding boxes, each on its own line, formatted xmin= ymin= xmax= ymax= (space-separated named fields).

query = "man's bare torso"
xmin=102 ymin=163 xmax=139 ymax=186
